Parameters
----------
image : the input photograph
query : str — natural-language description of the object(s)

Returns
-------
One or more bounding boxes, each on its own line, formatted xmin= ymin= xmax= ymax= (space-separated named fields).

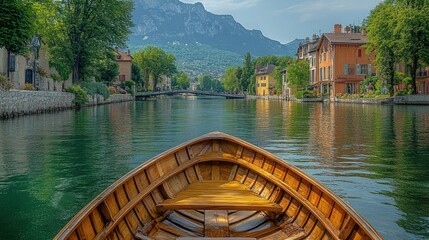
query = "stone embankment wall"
xmin=246 ymin=95 xmax=285 ymax=100
xmin=334 ymin=97 xmax=392 ymax=104
xmin=393 ymin=95 xmax=429 ymax=105
xmin=0 ymin=90 xmax=75 ymax=118
xmin=0 ymin=91 xmax=133 ymax=119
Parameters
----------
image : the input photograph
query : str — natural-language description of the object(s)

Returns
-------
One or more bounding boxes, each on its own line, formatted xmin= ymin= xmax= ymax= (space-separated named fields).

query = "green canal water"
xmin=0 ymin=98 xmax=428 ymax=239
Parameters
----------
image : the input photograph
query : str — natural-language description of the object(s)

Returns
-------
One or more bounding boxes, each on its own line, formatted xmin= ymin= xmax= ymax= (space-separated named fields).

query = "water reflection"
xmin=0 ymin=99 xmax=428 ymax=239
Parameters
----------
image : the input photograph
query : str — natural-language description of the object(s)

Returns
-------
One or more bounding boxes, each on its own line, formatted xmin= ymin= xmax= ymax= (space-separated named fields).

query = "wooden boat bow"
xmin=55 ymin=132 xmax=382 ymax=240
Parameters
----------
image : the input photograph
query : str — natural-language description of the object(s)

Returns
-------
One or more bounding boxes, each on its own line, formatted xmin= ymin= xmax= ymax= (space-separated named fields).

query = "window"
xmin=264 ymin=76 xmax=266 ymax=80
xmin=346 ymin=83 xmax=359 ymax=94
xmin=121 ymin=74 xmax=126 ymax=81
xmin=311 ymin=70 xmax=315 ymax=83
xmin=319 ymin=68 xmax=323 ymax=81
xmin=344 ymin=64 xmax=349 ymax=75
xmin=357 ymin=64 xmax=368 ymax=75
xmin=323 ymin=52 xmax=326 ymax=61
xmin=312 ymin=57 xmax=316 ymax=67
xmin=260 ymin=76 xmax=263 ymax=80
xmin=358 ymin=49 xmax=362 ymax=57
xmin=328 ymin=66 xmax=331 ymax=80
xmin=261 ymin=83 xmax=267 ymax=87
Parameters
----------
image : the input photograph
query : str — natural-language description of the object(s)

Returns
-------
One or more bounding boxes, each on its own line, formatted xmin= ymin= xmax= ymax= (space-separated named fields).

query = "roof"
xmin=115 ymin=49 xmax=132 ymax=62
xmin=323 ymin=33 xmax=367 ymax=45
xmin=255 ymin=64 xmax=276 ymax=75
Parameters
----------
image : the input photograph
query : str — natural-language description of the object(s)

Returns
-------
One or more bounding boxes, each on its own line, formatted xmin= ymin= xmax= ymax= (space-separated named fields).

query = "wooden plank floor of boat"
xmin=157 ymin=181 xmax=283 ymax=212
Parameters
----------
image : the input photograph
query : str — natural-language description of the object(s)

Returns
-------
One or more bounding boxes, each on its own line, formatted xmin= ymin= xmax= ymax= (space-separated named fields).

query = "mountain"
xmin=128 ymin=0 xmax=304 ymax=77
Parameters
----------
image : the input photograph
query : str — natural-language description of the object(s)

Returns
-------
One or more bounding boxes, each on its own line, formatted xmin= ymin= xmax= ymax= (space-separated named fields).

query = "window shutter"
xmin=368 ymin=64 xmax=372 ymax=76
xmin=357 ymin=64 xmax=361 ymax=75
xmin=344 ymin=64 xmax=349 ymax=75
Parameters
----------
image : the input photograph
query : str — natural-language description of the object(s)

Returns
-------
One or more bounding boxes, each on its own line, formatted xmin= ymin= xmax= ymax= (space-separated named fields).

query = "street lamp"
xmin=31 ymin=36 xmax=41 ymax=89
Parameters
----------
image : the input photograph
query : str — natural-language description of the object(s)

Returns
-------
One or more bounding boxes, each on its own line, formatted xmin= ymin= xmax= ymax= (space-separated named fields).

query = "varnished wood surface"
xmin=55 ymin=132 xmax=383 ymax=240
xmin=158 ymin=181 xmax=282 ymax=212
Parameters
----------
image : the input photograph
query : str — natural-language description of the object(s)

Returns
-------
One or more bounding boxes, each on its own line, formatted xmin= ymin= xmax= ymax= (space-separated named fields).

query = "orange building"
xmin=255 ymin=64 xmax=276 ymax=96
xmin=114 ymin=49 xmax=132 ymax=85
xmin=316 ymin=24 xmax=375 ymax=98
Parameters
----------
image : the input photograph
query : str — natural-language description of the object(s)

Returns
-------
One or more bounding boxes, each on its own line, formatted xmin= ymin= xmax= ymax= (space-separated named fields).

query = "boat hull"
xmin=55 ymin=132 xmax=382 ymax=240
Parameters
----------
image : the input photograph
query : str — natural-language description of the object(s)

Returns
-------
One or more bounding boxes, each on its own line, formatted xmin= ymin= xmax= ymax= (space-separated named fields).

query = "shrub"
xmin=80 ymin=82 xmax=110 ymax=100
xmin=395 ymin=89 xmax=411 ymax=96
xmin=124 ymin=80 xmax=135 ymax=88
xmin=295 ymin=90 xmax=316 ymax=99
xmin=24 ymin=83 xmax=35 ymax=91
xmin=50 ymin=73 xmax=63 ymax=82
xmin=108 ymin=86 xmax=117 ymax=94
xmin=66 ymin=85 xmax=88 ymax=106
xmin=0 ymin=75 xmax=13 ymax=91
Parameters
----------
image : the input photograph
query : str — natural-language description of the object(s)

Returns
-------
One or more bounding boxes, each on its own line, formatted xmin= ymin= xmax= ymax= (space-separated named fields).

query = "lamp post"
xmin=31 ymin=36 xmax=41 ymax=89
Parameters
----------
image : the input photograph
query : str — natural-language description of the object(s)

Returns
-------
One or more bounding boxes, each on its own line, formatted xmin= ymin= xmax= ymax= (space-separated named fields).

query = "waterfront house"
xmin=114 ymin=49 xmax=133 ymax=85
xmin=316 ymin=24 xmax=375 ymax=98
xmin=255 ymin=64 xmax=276 ymax=96
xmin=297 ymin=35 xmax=320 ymax=88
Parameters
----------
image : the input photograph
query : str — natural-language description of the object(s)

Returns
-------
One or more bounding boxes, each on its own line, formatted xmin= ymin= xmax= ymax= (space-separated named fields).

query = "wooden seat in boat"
xmin=157 ymin=181 xmax=283 ymax=212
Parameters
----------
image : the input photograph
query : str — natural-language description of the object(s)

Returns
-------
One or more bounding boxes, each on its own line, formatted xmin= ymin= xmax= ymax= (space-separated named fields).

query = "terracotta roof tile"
xmin=115 ymin=49 xmax=132 ymax=61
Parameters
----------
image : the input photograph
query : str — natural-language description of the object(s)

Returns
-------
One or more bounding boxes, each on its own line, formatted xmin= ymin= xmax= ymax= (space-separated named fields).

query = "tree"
xmin=365 ymin=2 xmax=398 ymax=96
xmin=34 ymin=0 xmax=134 ymax=83
xmin=240 ymin=53 xmax=253 ymax=92
xmin=132 ymin=62 xmax=142 ymax=86
xmin=133 ymin=46 xmax=177 ymax=91
xmin=0 ymin=0 xmax=33 ymax=54
xmin=172 ymin=72 xmax=190 ymax=90
xmin=0 ymin=0 xmax=33 ymax=78
xmin=287 ymin=60 xmax=310 ymax=88
xmin=394 ymin=1 xmax=429 ymax=93
xmin=198 ymin=75 xmax=213 ymax=91
xmin=96 ymin=51 xmax=119 ymax=84
xmin=222 ymin=67 xmax=240 ymax=92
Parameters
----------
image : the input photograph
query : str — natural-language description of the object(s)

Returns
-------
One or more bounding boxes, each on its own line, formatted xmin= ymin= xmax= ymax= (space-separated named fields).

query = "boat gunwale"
xmin=54 ymin=132 xmax=382 ymax=240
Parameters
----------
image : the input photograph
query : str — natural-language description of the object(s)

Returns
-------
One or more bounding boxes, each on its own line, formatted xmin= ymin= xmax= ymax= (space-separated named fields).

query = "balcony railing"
xmin=417 ymin=70 xmax=428 ymax=77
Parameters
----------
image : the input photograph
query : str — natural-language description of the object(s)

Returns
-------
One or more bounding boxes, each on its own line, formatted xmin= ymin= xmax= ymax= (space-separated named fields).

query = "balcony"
xmin=417 ymin=70 xmax=428 ymax=78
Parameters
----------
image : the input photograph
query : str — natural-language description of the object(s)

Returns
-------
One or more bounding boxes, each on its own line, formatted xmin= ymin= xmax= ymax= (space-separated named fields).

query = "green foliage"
xmin=403 ymin=77 xmax=413 ymax=86
xmin=50 ymin=73 xmax=63 ymax=82
xmin=131 ymin=43 xmax=242 ymax=78
xmin=80 ymin=82 xmax=110 ymax=100
xmin=172 ymin=72 xmax=190 ymax=90
xmin=33 ymin=0 xmax=134 ymax=83
xmin=198 ymin=75 xmax=224 ymax=92
xmin=0 ymin=0 xmax=33 ymax=55
xmin=96 ymin=50 xmax=119 ymax=83
xmin=133 ymin=46 xmax=177 ymax=91
xmin=0 ymin=75 xmax=13 ymax=91
xmin=222 ymin=67 xmax=240 ymax=92
xmin=66 ymin=85 xmax=88 ymax=106
xmin=295 ymin=90 xmax=316 ymax=99
xmin=395 ymin=89 xmax=412 ymax=96
xmin=132 ymin=62 xmax=142 ymax=84
xmin=360 ymin=76 xmax=379 ymax=93
xmin=287 ymin=60 xmax=310 ymax=88
xmin=240 ymin=53 xmax=253 ymax=92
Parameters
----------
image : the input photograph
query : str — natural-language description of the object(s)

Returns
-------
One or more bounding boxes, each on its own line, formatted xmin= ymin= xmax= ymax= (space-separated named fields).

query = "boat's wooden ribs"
xmin=56 ymin=136 xmax=379 ymax=240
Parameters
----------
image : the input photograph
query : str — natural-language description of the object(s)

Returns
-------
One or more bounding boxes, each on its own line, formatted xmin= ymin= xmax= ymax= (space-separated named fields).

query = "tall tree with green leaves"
xmin=33 ymin=0 xmax=133 ymax=83
xmin=0 ymin=0 xmax=33 ymax=77
xmin=240 ymin=53 xmax=253 ymax=92
xmin=172 ymin=72 xmax=190 ymax=90
xmin=365 ymin=2 xmax=398 ymax=96
xmin=393 ymin=0 xmax=429 ymax=93
xmin=222 ymin=67 xmax=240 ymax=92
xmin=287 ymin=60 xmax=310 ymax=89
xmin=133 ymin=46 xmax=177 ymax=91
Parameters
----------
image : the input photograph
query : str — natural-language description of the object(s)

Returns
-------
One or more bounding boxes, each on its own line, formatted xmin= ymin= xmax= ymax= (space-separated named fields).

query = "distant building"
xmin=416 ymin=67 xmax=429 ymax=94
xmin=297 ymin=34 xmax=320 ymax=87
xmin=255 ymin=64 xmax=276 ymax=96
xmin=315 ymin=24 xmax=375 ymax=98
xmin=114 ymin=49 xmax=132 ymax=85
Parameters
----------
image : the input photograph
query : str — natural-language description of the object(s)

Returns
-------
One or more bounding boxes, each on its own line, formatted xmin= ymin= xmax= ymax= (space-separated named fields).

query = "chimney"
xmin=312 ymin=34 xmax=317 ymax=41
xmin=334 ymin=24 xmax=342 ymax=33
xmin=306 ymin=37 xmax=310 ymax=43
xmin=361 ymin=28 xmax=367 ymax=36
xmin=127 ymin=49 xmax=131 ymax=56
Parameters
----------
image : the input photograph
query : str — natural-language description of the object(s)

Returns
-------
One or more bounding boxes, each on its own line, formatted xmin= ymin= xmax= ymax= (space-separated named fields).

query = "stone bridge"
xmin=135 ymin=90 xmax=246 ymax=100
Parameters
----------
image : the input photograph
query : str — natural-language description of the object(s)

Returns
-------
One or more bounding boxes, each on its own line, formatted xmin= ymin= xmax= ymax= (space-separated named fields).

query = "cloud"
xmin=181 ymin=0 xmax=261 ymax=12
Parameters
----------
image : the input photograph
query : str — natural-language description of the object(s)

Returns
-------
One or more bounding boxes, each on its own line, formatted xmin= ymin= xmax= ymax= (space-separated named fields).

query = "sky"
xmin=180 ymin=0 xmax=383 ymax=44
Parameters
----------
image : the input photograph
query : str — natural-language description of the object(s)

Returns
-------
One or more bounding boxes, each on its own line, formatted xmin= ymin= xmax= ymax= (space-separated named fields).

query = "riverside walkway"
xmin=135 ymin=90 xmax=246 ymax=100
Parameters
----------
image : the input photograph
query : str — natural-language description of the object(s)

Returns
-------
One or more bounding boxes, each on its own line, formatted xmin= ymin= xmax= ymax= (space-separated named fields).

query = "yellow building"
xmin=255 ymin=64 xmax=276 ymax=96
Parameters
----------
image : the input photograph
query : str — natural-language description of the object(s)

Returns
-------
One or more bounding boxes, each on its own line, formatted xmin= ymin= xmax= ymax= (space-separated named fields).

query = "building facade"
xmin=255 ymin=64 xmax=276 ymax=96
xmin=297 ymin=35 xmax=320 ymax=87
xmin=316 ymin=24 xmax=375 ymax=98
xmin=114 ymin=49 xmax=132 ymax=85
